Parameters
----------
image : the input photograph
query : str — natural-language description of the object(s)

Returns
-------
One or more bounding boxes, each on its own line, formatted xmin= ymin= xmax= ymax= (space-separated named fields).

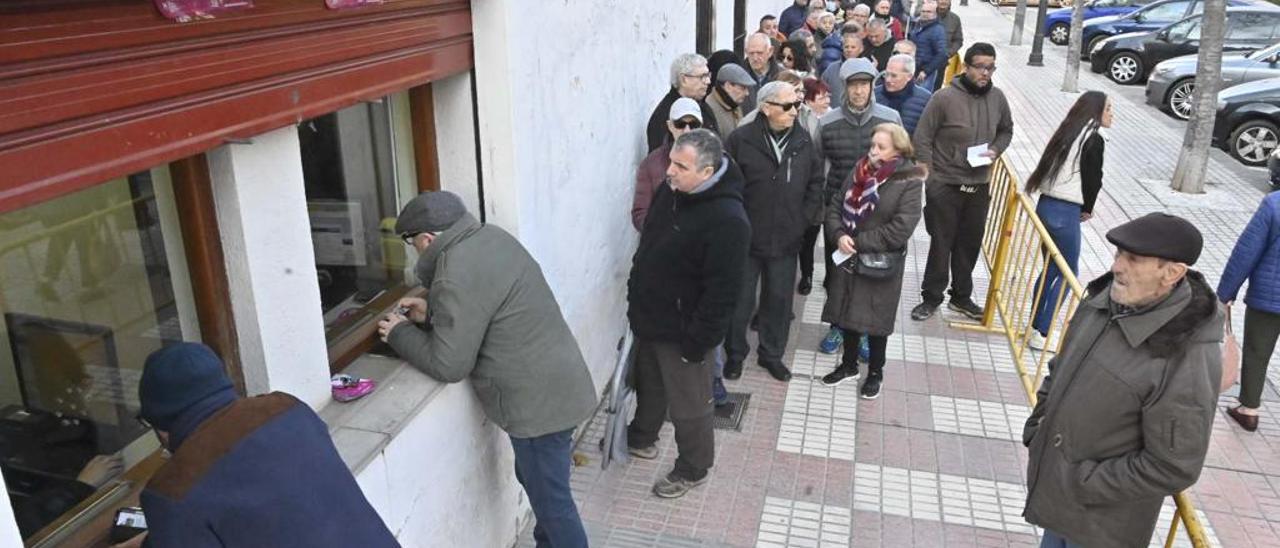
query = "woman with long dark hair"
xmin=1024 ymin=90 xmax=1111 ymax=350
xmin=777 ymin=39 xmax=813 ymax=76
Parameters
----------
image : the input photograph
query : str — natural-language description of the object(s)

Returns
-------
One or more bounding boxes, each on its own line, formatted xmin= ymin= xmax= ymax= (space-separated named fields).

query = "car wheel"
xmin=1165 ymin=79 xmax=1195 ymax=121
xmin=1050 ymin=23 xmax=1070 ymax=45
xmin=1230 ymin=119 xmax=1280 ymax=167
xmin=1086 ymin=35 xmax=1106 ymax=56
xmin=1107 ymin=52 xmax=1143 ymax=85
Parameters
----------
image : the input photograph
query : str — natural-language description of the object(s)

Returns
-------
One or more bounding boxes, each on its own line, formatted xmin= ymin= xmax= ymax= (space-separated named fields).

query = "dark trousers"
xmin=1240 ymin=306 xmax=1280 ymax=408
xmin=799 ymin=224 xmax=821 ymax=280
xmin=510 ymin=428 xmax=588 ymax=548
xmin=727 ymin=255 xmax=798 ymax=365
xmin=627 ymin=339 xmax=715 ymax=480
xmin=840 ymin=328 xmax=888 ymax=371
xmin=1031 ymin=197 xmax=1082 ymax=335
xmin=921 ymin=181 xmax=991 ymax=304
xmin=1039 ymin=529 xmax=1084 ymax=548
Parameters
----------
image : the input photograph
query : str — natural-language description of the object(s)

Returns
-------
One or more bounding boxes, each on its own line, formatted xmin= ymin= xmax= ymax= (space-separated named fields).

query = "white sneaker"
xmin=1028 ymin=331 xmax=1048 ymax=351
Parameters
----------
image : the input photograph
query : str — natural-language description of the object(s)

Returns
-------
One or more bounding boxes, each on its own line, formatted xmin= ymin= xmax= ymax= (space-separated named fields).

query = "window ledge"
xmin=318 ymin=354 xmax=446 ymax=474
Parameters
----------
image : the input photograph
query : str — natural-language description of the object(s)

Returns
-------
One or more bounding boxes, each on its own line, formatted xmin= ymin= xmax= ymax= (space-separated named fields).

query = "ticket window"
xmin=0 ymin=166 xmax=202 ymax=542
xmin=299 ymin=92 xmax=421 ymax=358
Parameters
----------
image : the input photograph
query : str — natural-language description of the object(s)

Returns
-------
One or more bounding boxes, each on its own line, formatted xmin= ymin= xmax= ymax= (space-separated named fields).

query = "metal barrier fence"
xmin=950 ymin=157 xmax=1212 ymax=548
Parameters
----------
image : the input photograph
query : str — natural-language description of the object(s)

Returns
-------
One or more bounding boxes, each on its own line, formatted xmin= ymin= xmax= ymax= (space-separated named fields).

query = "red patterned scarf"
xmin=841 ymin=156 xmax=902 ymax=235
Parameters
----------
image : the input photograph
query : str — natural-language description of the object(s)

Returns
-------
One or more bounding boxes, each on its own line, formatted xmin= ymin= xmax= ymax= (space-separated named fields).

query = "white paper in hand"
xmin=967 ymin=144 xmax=993 ymax=167
xmin=831 ymin=248 xmax=852 ymax=267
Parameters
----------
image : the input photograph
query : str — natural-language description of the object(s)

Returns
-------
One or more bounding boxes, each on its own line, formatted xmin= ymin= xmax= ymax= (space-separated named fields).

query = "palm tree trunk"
xmin=1170 ymin=0 xmax=1227 ymax=193
xmin=1062 ymin=0 xmax=1086 ymax=92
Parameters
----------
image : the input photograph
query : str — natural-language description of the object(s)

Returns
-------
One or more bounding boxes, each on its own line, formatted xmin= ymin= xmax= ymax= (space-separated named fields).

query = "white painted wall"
xmin=715 ymin=0 xmax=737 ymax=51
xmin=747 ymin=0 xmax=789 ymax=40
xmin=206 ymin=128 xmax=330 ymax=409
xmin=472 ymin=0 xmax=697 ymax=390
xmin=353 ymin=383 xmax=524 ymax=547
xmin=432 ymin=72 xmax=482 ymax=216
xmin=0 ymin=472 xmax=19 ymax=548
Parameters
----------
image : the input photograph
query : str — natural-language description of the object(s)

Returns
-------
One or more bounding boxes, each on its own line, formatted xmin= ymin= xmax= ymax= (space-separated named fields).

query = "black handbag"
xmin=853 ymin=250 xmax=906 ymax=279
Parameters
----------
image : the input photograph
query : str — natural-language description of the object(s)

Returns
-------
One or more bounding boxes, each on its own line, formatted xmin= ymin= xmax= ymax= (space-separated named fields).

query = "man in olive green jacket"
xmin=1022 ymin=213 xmax=1222 ymax=548
xmin=377 ymin=191 xmax=596 ymax=548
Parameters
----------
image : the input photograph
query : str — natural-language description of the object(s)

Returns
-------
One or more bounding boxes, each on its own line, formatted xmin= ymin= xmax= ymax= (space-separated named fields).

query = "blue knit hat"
xmin=139 ymin=343 xmax=234 ymax=432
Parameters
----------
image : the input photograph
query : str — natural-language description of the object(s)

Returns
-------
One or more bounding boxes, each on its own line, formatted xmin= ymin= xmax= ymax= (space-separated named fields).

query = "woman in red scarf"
xmin=818 ymin=123 xmax=925 ymax=399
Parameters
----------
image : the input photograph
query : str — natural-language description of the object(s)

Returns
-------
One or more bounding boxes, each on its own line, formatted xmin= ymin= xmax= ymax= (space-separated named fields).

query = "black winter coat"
xmin=627 ymin=157 xmax=751 ymax=362
xmin=725 ymin=117 xmax=825 ymax=259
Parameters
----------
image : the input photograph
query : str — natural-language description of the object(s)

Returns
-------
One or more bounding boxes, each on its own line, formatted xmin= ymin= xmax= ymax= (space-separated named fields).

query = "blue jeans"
xmin=712 ymin=344 xmax=728 ymax=405
xmin=510 ymin=429 xmax=588 ymax=548
xmin=1039 ymin=529 xmax=1084 ymax=548
xmin=1032 ymin=196 xmax=1082 ymax=335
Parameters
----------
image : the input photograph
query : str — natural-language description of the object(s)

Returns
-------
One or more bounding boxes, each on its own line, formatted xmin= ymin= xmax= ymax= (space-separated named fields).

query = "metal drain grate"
xmin=712 ymin=392 xmax=750 ymax=430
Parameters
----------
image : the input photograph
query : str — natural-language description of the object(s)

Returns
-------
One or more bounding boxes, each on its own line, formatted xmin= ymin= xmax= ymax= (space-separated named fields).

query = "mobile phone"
xmin=111 ymin=507 xmax=147 ymax=544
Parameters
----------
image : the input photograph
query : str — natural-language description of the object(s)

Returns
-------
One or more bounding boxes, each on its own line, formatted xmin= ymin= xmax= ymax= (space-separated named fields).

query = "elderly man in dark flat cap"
xmin=377 ymin=191 xmax=597 ymax=548
xmin=1021 ymin=212 xmax=1224 ymax=548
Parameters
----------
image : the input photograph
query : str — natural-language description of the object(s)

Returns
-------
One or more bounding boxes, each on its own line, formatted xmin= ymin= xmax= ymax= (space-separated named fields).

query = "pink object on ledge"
xmin=154 ymin=0 xmax=253 ymax=22
xmin=331 ymin=374 xmax=377 ymax=403
xmin=326 ymin=0 xmax=383 ymax=9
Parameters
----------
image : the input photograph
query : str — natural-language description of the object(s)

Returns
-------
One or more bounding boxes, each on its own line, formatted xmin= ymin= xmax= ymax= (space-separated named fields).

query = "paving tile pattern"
xmin=518 ymin=2 xmax=1280 ymax=546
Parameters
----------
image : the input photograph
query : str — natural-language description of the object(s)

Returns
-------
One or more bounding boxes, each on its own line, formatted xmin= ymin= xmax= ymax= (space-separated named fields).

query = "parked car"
xmin=991 ymin=0 xmax=1068 ymax=7
xmin=1147 ymin=42 xmax=1280 ymax=120
xmin=1092 ymin=8 xmax=1280 ymax=85
xmin=1044 ymin=0 xmax=1158 ymax=45
xmin=1270 ymin=146 xmax=1280 ymax=187
xmin=1079 ymin=0 xmax=1261 ymax=59
xmin=1212 ymin=77 xmax=1280 ymax=166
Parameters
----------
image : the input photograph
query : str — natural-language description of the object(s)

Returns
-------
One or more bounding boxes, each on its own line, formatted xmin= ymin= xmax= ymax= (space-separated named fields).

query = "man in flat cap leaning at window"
xmin=1021 ymin=212 xmax=1223 ymax=548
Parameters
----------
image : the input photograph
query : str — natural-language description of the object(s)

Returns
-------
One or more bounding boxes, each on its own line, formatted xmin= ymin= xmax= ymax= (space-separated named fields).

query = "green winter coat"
xmin=387 ymin=213 xmax=597 ymax=438
xmin=1022 ymin=271 xmax=1223 ymax=548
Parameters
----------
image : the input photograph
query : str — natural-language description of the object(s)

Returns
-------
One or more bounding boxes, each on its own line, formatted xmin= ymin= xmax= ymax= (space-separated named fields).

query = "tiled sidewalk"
xmin=523 ymin=3 xmax=1280 ymax=547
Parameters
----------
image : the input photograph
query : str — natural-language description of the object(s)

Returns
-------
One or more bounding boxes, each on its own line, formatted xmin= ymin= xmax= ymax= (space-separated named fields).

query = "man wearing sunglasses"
xmin=379 ymin=191 xmax=597 ymax=547
xmin=812 ymin=57 xmax=903 ymax=355
xmin=647 ymin=53 xmax=720 ymax=152
xmin=911 ymin=42 xmax=1014 ymax=322
xmin=722 ymin=81 xmax=825 ymax=383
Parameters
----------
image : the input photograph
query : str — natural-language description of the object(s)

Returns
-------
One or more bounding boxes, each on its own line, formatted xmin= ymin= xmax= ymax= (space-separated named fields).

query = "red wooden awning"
xmin=0 ymin=0 xmax=473 ymax=214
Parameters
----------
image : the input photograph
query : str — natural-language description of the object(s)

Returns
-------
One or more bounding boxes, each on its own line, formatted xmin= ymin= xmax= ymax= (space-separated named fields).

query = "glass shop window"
xmin=299 ymin=92 xmax=419 ymax=346
xmin=0 ymin=166 xmax=200 ymax=542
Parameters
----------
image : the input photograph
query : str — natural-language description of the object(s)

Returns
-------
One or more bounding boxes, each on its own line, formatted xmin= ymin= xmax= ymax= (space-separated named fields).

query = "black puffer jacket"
xmin=725 ymin=116 xmax=824 ymax=258
xmin=627 ymin=156 xmax=751 ymax=361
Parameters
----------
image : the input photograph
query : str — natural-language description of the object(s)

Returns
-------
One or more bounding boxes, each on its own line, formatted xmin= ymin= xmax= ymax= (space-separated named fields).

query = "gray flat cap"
xmin=395 ymin=191 xmax=467 ymax=235
xmin=717 ymin=64 xmax=757 ymax=87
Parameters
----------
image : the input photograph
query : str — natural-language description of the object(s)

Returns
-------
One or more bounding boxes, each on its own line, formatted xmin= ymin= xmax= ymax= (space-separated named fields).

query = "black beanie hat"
xmin=139 ymin=343 xmax=234 ymax=432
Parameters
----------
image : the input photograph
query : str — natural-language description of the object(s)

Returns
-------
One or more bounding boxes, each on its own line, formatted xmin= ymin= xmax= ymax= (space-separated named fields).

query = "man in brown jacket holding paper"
xmin=1022 ymin=213 xmax=1223 ymax=548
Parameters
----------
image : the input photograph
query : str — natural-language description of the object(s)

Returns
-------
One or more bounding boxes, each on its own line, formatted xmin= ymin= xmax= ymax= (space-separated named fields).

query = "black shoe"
xmin=821 ymin=365 xmax=860 ymax=387
xmin=759 ymin=360 xmax=792 ymax=382
xmin=911 ymin=301 xmax=940 ymax=321
xmin=798 ymin=276 xmax=813 ymax=296
xmin=723 ymin=360 xmax=743 ymax=380
xmin=860 ymin=371 xmax=883 ymax=399
xmin=750 ymin=314 xmax=759 ymax=332
xmin=948 ymin=298 xmax=984 ymax=320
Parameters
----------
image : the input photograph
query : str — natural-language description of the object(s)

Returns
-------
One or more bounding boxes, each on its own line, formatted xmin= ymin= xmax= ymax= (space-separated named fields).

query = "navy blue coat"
xmin=779 ymin=4 xmax=808 ymax=36
xmin=818 ymin=32 xmax=843 ymax=75
xmin=875 ymin=82 xmax=933 ymax=136
xmin=141 ymin=393 xmax=398 ymax=548
xmin=909 ymin=19 xmax=949 ymax=79
xmin=1219 ymin=192 xmax=1280 ymax=314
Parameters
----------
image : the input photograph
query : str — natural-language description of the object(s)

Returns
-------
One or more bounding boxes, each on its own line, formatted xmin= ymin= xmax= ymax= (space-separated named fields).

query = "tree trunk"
xmin=1011 ymin=0 xmax=1029 ymax=45
xmin=1170 ymin=0 xmax=1227 ymax=194
xmin=1062 ymin=0 xmax=1086 ymax=92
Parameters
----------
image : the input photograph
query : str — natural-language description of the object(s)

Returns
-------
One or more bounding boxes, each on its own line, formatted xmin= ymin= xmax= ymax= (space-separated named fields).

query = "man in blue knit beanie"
xmin=124 ymin=343 xmax=397 ymax=548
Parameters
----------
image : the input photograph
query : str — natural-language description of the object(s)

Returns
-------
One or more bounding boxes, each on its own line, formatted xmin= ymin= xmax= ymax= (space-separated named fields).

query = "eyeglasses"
xmin=683 ymin=72 xmax=712 ymax=81
xmin=970 ymin=64 xmax=997 ymax=74
xmin=400 ymin=232 xmax=421 ymax=244
xmin=765 ymin=100 xmax=804 ymax=112
xmin=672 ymin=119 xmax=702 ymax=130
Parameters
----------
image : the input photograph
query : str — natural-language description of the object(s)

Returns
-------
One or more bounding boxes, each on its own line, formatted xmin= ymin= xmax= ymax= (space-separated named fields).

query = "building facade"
xmin=0 ymin=0 xmax=769 ymax=545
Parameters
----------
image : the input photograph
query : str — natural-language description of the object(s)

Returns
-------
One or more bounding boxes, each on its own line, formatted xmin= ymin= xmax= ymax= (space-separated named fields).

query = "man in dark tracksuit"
xmin=135 ymin=343 xmax=397 ymax=548
xmin=910 ymin=42 xmax=1013 ymax=321
xmin=627 ymin=129 xmax=750 ymax=499
xmin=724 ymin=81 xmax=825 ymax=382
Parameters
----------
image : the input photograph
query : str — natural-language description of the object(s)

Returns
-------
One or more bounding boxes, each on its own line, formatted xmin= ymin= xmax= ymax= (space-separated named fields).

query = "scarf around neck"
xmin=842 ymin=156 xmax=902 ymax=236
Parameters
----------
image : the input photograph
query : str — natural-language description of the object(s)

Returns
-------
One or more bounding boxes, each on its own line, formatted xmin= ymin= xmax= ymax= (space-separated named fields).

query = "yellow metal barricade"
xmin=951 ymin=157 xmax=1212 ymax=548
